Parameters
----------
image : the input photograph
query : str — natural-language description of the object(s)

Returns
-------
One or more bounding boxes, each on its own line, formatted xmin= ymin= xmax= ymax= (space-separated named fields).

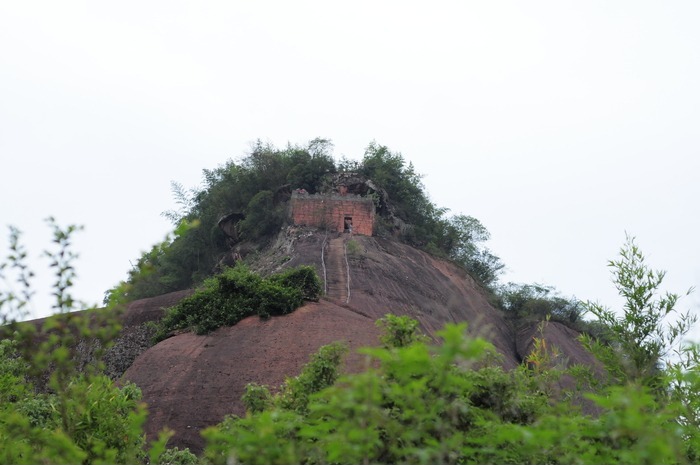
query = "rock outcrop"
xmin=119 ymin=228 xmax=596 ymax=453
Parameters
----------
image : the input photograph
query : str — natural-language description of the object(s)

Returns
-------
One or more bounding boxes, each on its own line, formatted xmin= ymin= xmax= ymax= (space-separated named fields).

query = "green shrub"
xmin=202 ymin=341 xmax=348 ymax=464
xmin=0 ymin=338 xmax=28 ymax=404
xmin=0 ymin=220 xmax=174 ymax=464
xmin=0 ymin=343 xmax=149 ymax=465
xmin=345 ymin=239 xmax=362 ymax=257
xmin=58 ymin=376 xmax=147 ymax=464
xmin=375 ymin=313 xmax=428 ymax=348
xmin=15 ymin=395 xmax=55 ymax=428
xmin=276 ymin=341 xmax=348 ymax=414
xmin=203 ymin=410 xmax=304 ymax=465
xmin=155 ymin=264 xmax=321 ymax=340
xmin=583 ymin=234 xmax=696 ymax=389
xmin=242 ymin=383 xmax=273 ymax=414
xmin=465 ymin=365 xmax=547 ymax=425
xmin=157 ymin=446 xmax=198 ymax=465
xmin=267 ymin=265 xmax=322 ymax=302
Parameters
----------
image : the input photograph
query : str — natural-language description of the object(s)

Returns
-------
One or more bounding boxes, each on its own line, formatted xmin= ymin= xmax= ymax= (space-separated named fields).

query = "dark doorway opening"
xmin=344 ymin=216 xmax=353 ymax=233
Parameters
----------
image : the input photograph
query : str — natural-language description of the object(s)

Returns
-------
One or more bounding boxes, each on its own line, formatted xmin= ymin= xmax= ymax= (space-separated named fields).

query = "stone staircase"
xmin=325 ymin=236 xmax=349 ymax=304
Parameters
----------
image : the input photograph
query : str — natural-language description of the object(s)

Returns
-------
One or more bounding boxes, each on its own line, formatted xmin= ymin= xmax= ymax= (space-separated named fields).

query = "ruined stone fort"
xmin=290 ymin=185 xmax=375 ymax=236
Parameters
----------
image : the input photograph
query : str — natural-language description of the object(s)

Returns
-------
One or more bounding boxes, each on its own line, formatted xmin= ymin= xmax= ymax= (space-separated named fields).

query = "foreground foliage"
xmin=582 ymin=234 xmax=697 ymax=389
xmin=0 ymin=221 xmax=188 ymax=464
xmin=203 ymin=316 xmax=700 ymax=465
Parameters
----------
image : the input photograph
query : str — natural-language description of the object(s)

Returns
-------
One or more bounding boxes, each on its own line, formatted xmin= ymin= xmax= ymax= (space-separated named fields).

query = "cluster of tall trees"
xmin=119 ymin=139 xmax=505 ymax=302
xmin=122 ymin=139 xmax=336 ymax=301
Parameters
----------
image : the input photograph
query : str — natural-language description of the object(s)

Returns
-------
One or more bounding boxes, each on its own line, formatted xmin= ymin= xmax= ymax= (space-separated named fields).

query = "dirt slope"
xmin=121 ymin=228 xmax=594 ymax=453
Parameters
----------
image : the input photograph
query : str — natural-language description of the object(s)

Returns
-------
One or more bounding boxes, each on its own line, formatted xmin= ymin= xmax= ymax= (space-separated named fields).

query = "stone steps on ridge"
xmin=325 ymin=236 xmax=349 ymax=304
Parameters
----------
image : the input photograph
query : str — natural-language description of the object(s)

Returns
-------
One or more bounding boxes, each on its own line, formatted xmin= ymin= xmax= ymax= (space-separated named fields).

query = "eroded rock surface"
xmin=117 ymin=229 xmax=594 ymax=453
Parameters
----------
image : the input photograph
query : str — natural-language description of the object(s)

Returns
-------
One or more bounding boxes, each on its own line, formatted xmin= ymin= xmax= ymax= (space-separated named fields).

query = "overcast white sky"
xmin=1 ymin=1 xmax=699 ymax=338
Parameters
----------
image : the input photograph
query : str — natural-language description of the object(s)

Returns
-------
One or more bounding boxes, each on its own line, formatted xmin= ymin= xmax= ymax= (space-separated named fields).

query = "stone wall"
xmin=290 ymin=193 xmax=375 ymax=236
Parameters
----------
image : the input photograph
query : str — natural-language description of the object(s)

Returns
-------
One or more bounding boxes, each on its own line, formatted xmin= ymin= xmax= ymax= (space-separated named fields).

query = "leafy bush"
xmin=241 ymin=383 xmax=273 ymax=414
xmin=267 ymin=265 xmax=322 ymax=302
xmin=375 ymin=313 xmax=428 ymax=348
xmin=56 ymin=376 xmax=147 ymax=464
xmin=203 ymin=341 xmax=348 ymax=464
xmin=276 ymin=341 xmax=348 ymax=414
xmin=466 ymin=364 xmax=548 ymax=425
xmin=240 ymin=341 xmax=349 ymax=415
xmin=156 ymin=446 xmax=199 ymax=465
xmin=15 ymin=394 xmax=55 ymax=428
xmin=155 ymin=264 xmax=322 ymax=340
xmin=345 ymin=239 xmax=362 ymax=257
xmin=582 ymin=234 xmax=696 ymax=388
xmin=0 ymin=338 xmax=27 ymax=404
xmin=0 ymin=220 xmax=170 ymax=464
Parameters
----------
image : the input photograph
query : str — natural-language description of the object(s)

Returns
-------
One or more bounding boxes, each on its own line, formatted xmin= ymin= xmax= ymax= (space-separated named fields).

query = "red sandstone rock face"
xmin=290 ymin=194 xmax=375 ymax=236
xmin=119 ymin=230 xmax=597 ymax=454
xmin=124 ymin=302 xmax=380 ymax=453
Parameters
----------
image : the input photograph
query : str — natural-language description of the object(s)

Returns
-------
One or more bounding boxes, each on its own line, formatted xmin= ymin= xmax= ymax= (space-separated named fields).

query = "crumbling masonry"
xmin=290 ymin=190 xmax=375 ymax=236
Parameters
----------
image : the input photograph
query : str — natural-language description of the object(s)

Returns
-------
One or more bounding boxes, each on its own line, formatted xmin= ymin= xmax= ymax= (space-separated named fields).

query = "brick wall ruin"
xmin=290 ymin=192 xmax=375 ymax=236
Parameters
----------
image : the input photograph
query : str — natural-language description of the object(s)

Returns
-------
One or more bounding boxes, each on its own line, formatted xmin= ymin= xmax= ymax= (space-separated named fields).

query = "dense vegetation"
xmin=0 ymin=220 xmax=162 ymax=464
xmin=116 ymin=139 xmax=504 ymax=302
xmin=154 ymin=264 xmax=322 ymax=340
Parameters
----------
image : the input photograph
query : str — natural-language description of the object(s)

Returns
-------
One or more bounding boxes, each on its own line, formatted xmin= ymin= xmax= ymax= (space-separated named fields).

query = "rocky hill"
xmin=113 ymin=227 xmax=597 ymax=454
